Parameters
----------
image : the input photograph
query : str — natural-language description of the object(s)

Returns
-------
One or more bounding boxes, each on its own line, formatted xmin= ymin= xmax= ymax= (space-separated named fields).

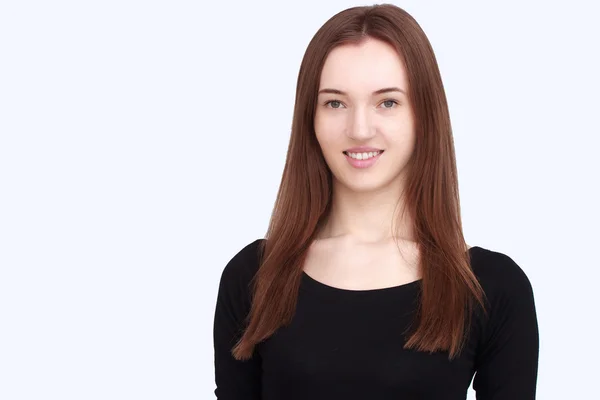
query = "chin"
xmin=338 ymin=177 xmax=388 ymax=193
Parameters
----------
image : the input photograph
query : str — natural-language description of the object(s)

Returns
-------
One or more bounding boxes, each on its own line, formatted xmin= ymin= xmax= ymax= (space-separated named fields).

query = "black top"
xmin=213 ymin=239 xmax=539 ymax=399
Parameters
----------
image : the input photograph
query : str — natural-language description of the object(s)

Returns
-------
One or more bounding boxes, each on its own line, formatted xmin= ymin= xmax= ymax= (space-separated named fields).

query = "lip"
xmin=344 ymin=146 xmax=383 ymax=153
xmin=344 ymin=150 xmax=383 ymax=169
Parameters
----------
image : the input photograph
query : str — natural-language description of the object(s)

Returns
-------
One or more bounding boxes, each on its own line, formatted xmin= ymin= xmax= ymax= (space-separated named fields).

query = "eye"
xmin=324 ymin=100 xmax=345 ymax=109
xmin=323 ymin=99 xmax=399 ymax=109
xmin=380 ymin=99 xmax=399 ymax=109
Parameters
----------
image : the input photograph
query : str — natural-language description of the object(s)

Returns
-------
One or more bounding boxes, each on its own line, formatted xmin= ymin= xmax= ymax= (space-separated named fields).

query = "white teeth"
xmin=346 ymin=151 xmax=381 ymax=160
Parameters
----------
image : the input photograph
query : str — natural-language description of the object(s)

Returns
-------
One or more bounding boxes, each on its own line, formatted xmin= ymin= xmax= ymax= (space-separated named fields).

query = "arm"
xmin=213 ymin=243 xmax=262 ymax=399
xmin=472 ymin=255 xmax=540 ymax=399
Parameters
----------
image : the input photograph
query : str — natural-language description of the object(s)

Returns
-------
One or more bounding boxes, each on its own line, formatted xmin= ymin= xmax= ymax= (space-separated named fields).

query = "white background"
xmin=1 ymin=0 xmax=599 ymax=399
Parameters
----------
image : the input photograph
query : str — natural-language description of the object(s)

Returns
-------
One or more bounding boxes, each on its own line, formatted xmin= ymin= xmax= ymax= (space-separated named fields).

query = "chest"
xmin=257 ymin=287 xmax=480 ymax=399
xmin=302 ymin=241 xmax=421 ymax=290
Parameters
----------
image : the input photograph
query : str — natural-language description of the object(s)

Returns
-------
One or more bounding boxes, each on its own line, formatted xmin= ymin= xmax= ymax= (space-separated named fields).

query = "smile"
xmin=343 ymin=150 xmax=384 ymax=169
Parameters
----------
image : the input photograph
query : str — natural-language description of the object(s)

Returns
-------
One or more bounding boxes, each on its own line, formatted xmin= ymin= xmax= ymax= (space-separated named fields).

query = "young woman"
xmin=213 ymin=4 xmax=539 ymax=399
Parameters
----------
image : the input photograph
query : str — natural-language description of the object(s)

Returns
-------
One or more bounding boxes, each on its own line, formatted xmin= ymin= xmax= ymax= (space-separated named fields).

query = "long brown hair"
xmin=232 ymin=3 xmax=486 ymax=361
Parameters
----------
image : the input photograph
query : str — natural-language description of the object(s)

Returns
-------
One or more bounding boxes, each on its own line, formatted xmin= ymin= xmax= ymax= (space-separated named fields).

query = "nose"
xmin=346 ymin=106 xmax=375 ymax=140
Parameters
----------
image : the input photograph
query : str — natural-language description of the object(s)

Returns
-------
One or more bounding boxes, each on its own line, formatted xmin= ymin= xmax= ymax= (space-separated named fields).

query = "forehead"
xmin=319 ymin=38 xmax=408 ymax=91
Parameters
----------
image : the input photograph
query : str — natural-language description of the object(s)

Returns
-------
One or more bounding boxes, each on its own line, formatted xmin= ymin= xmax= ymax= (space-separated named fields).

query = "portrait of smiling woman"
xmin=213 ymin=4 xmax=539 ymax=399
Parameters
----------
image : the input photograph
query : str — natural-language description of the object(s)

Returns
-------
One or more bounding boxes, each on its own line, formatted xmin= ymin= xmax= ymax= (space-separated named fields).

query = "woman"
xmin=213 ymin=4 xmax=539 ymax=399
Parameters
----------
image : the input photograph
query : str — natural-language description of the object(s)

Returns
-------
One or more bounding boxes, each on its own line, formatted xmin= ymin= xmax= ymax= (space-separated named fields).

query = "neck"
xmin=317 ymin=178 xmax=414 ymax=244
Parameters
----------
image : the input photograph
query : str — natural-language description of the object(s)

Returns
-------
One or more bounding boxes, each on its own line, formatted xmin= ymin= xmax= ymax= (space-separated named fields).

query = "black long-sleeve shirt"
xmin=213 ymin=239 xmax=539 ymax=399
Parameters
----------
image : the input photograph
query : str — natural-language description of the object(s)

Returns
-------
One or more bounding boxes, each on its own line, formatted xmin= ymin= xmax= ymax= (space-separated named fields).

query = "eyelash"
xmin=323 ymin=99 xmax=400 ymax=109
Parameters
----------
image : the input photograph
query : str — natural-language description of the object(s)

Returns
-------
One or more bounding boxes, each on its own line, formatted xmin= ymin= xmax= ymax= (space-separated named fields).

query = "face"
xmin=314 ymin=37 xmax=416 ymax=193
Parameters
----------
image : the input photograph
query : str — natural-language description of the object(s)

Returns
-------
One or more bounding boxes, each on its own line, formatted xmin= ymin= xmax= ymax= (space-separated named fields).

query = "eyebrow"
xmin=317 ymin=87 xmax=406 ymax=96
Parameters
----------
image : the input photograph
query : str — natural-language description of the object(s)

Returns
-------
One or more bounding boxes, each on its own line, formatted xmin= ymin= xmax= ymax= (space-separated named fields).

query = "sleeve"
xmin=213 ymin=243 xmax=262 ymax=399
xmin=472 ymin=254 xmax=539 ymax=399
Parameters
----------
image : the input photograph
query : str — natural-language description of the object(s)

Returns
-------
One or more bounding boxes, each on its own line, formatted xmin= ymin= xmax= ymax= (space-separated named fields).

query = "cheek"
xmin=314 ymin=114 xmax=344 ymax=150
xmin=381 ymin=115 xmax=415 ymax=146
xmin=388 ymin=126 xmax=414 ymax=144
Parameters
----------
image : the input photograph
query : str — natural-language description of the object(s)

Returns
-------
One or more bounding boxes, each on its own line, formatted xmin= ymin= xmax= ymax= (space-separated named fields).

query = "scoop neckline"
xmin=300 ymin=246 xmax=481 ymax=295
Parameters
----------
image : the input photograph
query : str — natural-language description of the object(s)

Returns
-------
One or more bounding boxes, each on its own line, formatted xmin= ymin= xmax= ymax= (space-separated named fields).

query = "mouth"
xmin=343 ymin=149 xmax=384 ymax=159
xmin=342 ymin=149 xmax=384 ymax=169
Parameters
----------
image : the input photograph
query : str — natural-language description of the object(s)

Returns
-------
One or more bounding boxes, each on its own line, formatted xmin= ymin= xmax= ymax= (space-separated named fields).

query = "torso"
xmin=260 ymin=240 xmax=484 ymax=399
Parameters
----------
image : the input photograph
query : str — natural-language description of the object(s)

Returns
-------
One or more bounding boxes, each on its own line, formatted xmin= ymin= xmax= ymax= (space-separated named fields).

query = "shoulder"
xmin=468 ymin=246 xmax=536 ymax=306
xmin=218 ymin=238 xmax=265 ymax=296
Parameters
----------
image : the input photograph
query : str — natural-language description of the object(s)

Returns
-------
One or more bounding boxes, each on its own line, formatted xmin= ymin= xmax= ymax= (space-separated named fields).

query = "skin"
xmin=305 ymin=37 xmax=422 ymax=289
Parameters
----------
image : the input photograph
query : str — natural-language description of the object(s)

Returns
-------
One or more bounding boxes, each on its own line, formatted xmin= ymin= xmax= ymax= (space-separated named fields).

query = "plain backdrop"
xmin=1 ymin=0 xmax=599 ymax=399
